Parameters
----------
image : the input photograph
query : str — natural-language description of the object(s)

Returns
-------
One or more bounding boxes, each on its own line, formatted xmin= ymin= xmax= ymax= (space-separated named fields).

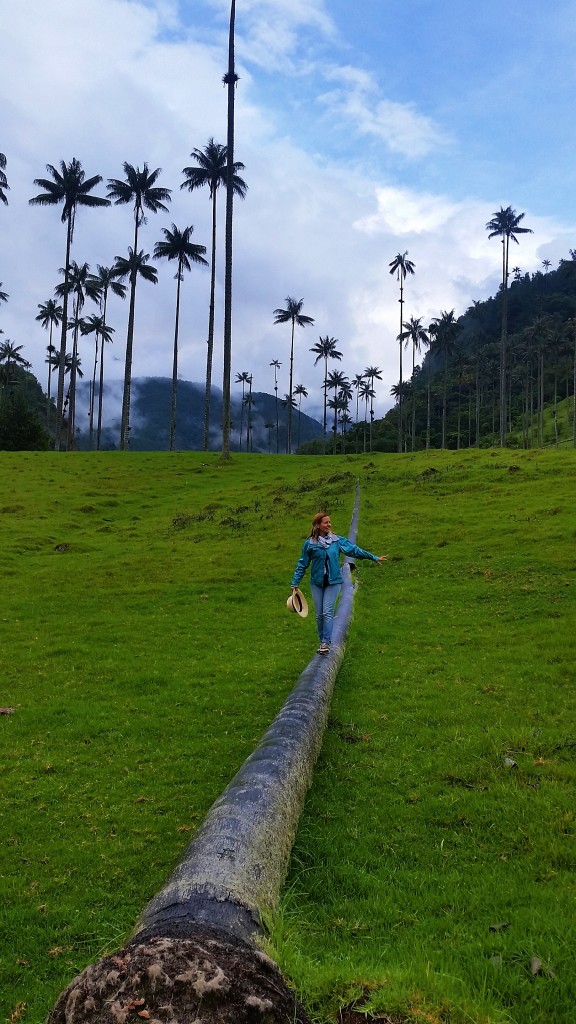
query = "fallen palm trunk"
xmin=48 ymin=490 xmax=361 ymax=1024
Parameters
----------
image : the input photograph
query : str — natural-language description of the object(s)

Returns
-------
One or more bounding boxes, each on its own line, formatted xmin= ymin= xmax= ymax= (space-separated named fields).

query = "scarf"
xmin=315 ymin=532 xmax=337 ymax=548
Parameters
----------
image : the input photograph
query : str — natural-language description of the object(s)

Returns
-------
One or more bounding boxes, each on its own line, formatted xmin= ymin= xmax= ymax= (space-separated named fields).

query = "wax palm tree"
xmin=111 ymin=248 xmax=158 ymax=448
xmin=270 ymin=359 xmax=281 ymax=453
xmin=87 ymin=265 xmax=127 ymax=449
xmin=359 ymin=380 xmax=375 ymax=453
xmin=0 ymin=340 xmax=29 ymax=409
xmin=235 ymin=370 xmax=251 ymax=449
xmin=181 ymin=140 xmax=247 ymax=451
xmin=429 ymin=310 xmax=458 ymax=449
xmin=310 ymin=335 xmax=342 ymax=450
xmin=0 ymin=340 xmax=29 ymax=371
xmin=337 ymin=383 xmax=352 ymax=454
xmin=0 ymin=282 xmax=8 ymax=304
xmin=363 ymin=366 xmax=382 ymax=451
xmin=0 ymin=153 xmax=9 ymax=206
xmin=389 ymin=251 xmax=415 ymax=452
xmin=486 ymin=206 xmax=533 ymax=446
xmin=56 ymin=261 xmax=101 ymax=447
xmin=243 ymin=377 xmax=255 ymax=452
xmin=154 ymin=224 xmax=208 ymax=451
xmin=399 ymin=316 xmax=429 ymax=451
xmin=542 ymin=259 xmax=551 ymax=273
xmin=107 ymin=163 xmax=171 ymax=449
xmin=326 ymin=370 xmax=349 ymax=454
xmin=36 ymin=299 xmax=63 ymax=422
xmin=30 ymin=159 xmax=110 ymax=449
xmin=264 ymin=420 xmax=274 ymax=453
xmin=80 ymin=315 xmax=115 ymax=448
xmin=293 ymin=383 xmax=308 ymax=451
xmin=273 ymin=297 xmax=314 ymax=452
xmin=221 ymin=0 xmax=239 ymax=459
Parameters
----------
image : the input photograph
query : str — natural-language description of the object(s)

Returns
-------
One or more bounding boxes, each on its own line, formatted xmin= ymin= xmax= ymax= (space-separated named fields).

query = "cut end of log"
xmin=47 ymin=933 xmax=310 ymax=1024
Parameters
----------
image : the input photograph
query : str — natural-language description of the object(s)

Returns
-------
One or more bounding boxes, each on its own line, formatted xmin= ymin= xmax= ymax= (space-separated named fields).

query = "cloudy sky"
xmin=2 ymin=0 xmax=576 ymax=421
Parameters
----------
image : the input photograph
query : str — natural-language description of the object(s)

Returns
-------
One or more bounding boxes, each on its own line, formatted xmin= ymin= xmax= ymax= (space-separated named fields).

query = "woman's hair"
xmin=310 ymin=511 xmax=329 ymax=540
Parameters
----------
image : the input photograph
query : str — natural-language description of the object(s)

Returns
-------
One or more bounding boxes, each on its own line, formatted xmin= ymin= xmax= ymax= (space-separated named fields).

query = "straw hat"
xmin=287 ymin=588 xmax=308 ymax=617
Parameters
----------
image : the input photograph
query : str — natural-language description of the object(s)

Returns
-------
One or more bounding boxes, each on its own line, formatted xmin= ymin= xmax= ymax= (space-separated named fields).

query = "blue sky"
xmin=2 ymin=0 xmax=576 ymax=427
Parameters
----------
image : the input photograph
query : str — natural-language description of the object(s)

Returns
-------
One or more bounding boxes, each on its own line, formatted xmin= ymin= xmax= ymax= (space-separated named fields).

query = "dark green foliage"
xmin=0 ymin=368 xmax=52 ymax=450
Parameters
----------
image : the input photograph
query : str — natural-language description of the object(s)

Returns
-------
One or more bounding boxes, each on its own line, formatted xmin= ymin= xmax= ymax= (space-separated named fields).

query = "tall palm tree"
xmin=0 ymin=340 xmax=29 ymax=370
xmin=429 ymin=310 xmax=458 ymax=449
xmin=87 ymin=266 xmax=127 ymax=449
xmin=36 ymin=299 xmax=63 ymax=422
xmin=389 ymin=251 xmax=415 ymax=452
xmin=56 ymin=261 xmax=101 ymax=447
xmin=363 ymin=365 xmax=382 ymax=451
xmin=154 ymin=224 xmax=208 ymax=451
xmin=243 ymin=376 xmax=255 ymax=452
xmin=359 ymin=380 xmax=374 ymax=452
xmin=399 ymin=316 xmax=429 ymax=451
xmin=80 ymin=315 xmax=115 ymax=448
xmin=310 ymin=335 xmax=342 ymax=449
xmin=486 ymin=206 xmax=532 ymax=446
xmin=111 ymin=248 xmax=159 ymax=448
xmin=293 ymin=383 xmax=308 ymax=451
xmin=107 ymin=163 xmax=171 ymax=450
xmin=326 ymin=370 xmax=349 ymax=454
xmin=273 ymin=297 xmax=314 ymax=452
xmin=30 ymin=159 xmax=110 ymax=449
xmin=269 ymin=359 xmax=281 ymax=453
xmin=221 ymin=0 xmax=239 ymax=460
xmin=0 ymin=153 xmax=9 ymax=206
xmin=181 ymin=140 xmax=247 ymax=451
xmin=235 ymin=370 xmax=251 ymax=449
xmin=0 ymin=341 xmax=30 ymax=410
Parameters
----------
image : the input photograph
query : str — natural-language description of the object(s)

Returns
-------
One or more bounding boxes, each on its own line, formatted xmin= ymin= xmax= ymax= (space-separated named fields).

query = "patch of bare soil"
xmin=48 ymin=934 xmax=310 ymax=1024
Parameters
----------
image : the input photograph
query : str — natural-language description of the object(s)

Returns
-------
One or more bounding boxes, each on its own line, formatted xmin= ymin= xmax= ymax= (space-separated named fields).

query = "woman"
xmin=290 ymin=511 xmax=386 ymax=655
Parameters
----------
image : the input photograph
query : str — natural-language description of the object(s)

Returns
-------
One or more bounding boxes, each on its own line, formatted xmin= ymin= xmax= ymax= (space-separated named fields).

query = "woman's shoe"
xmin=317 ymin=642 xmax=330 ymax=654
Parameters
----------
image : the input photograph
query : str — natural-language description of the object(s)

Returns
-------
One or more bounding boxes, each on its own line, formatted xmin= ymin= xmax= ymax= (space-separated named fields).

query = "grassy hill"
xmin=1 ymin=449 xmax=575 ymax=1024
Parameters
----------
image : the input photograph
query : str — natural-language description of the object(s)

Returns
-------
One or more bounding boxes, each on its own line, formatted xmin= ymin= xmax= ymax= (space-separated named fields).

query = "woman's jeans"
xmin=310 ymin=583 xmax=341 ymax=644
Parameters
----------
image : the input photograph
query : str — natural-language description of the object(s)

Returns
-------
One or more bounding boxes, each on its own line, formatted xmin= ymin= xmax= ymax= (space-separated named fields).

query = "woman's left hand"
xmin=376 ymin=555 xmax=387 ymax=565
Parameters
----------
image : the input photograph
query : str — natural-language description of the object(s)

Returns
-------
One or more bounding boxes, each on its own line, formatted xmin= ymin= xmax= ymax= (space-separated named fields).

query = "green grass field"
xmin=1 ymin=449 xmax=575 ymax=1024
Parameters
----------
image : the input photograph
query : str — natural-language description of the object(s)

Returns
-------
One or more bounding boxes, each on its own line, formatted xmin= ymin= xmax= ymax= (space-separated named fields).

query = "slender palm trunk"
xmin=297 ymin=399 xmax=302 ymax=451
xmin=499 ymin=236 xmax=509 ymax=447
xmin=572 ymin=341 xmax=576 ymax=446
xmin=56 ymin=216 xmax=73 ymax=451
xmin=46 ymin=324 xmax=54 ymax=429
xmin=442 ymin=357 xmax=448 ymax=449
xmin=97 ymin=290 xmax=109 ymax=451
xmin=221 ymin=0 xmax=236 ymax=460
xmin=274 ymin=380 xmax=279 ymax=454
xmin=169 ymin=263 xmax=182 ymax=451
xmin=67 ymin=301 xmax=81 ymax=450
xmin=397 ymin=279 xmax=403 ymax=453
xmin=203 ymin=191 xmax=218 ymax=450
xmin=426 ymin=372 xmax=431 ymax=450
xmin=89 ymin=331 xmax=100 ymax=449
xmin=287 ymin=321 xmax=295 ymax=453
xmin=120 ymin=216 xmax=140 ymax=451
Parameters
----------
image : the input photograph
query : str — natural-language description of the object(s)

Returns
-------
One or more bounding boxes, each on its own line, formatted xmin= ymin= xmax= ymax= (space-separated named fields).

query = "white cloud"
xmin=319 ymin=66 xmax=450 ymax=159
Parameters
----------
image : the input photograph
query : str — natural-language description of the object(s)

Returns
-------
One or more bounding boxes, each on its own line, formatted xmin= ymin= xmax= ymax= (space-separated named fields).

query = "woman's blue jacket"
xmin=290 ymin=532 xmax=379 ymax=588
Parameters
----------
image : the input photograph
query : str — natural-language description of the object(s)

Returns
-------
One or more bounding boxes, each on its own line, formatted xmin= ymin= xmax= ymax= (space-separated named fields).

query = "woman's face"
xmin=319 ymin=515 xmax=332 ymax=535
